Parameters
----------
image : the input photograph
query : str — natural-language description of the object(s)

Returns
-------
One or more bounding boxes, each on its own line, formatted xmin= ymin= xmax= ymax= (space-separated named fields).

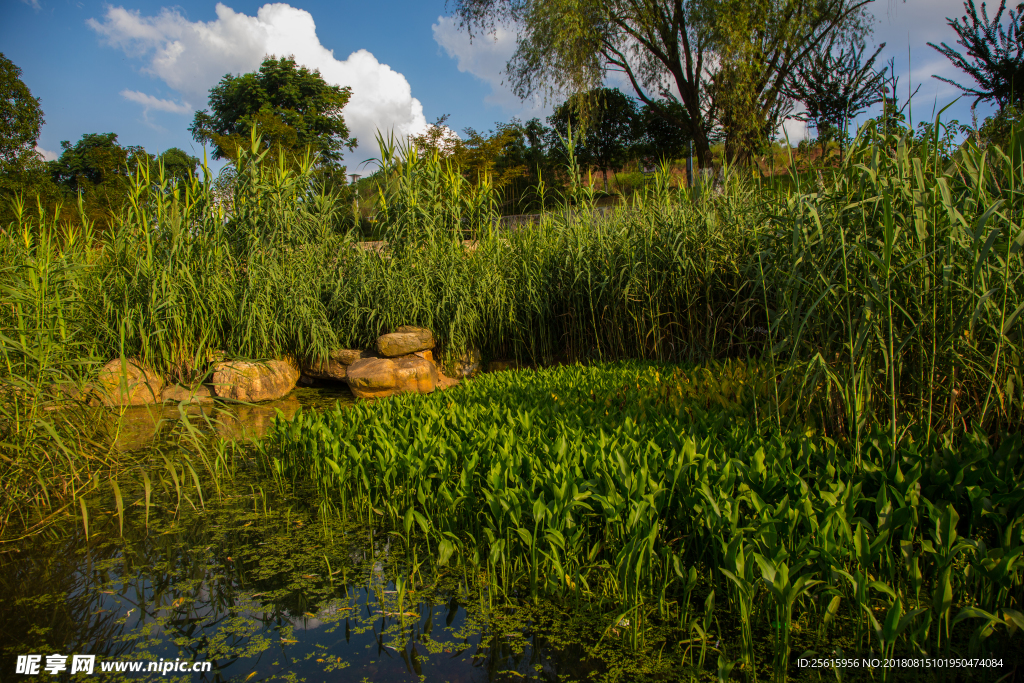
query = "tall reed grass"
xmin=2 ymin=119 xmax=1023 ymax=534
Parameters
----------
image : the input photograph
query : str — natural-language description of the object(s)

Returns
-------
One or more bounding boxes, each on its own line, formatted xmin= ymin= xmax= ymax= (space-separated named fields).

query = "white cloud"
xmin=34 ymin=145 xmax=58 ymax=162
xmin=779 ymin=118 xmax=809 ymax=143
xmin=432 ymin=15 xmax=549 ymax=118
xmin=121 ymin=90 xmax=191 ymax=114
xmin=21 ymin=0 xmax=41 ymax=10
xmin=89 ymin=3 xmax=428 ymax=165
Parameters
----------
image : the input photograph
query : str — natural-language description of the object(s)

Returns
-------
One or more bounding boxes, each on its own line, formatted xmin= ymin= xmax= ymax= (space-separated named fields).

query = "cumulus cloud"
xmin=89 ymin=3 xmax=428 ymax=165
xmin=432 ymin=15 xmax=549 ymax=117
xmin=122 ymin=90 xmax=191 ymax=114
xmin=34 ymin=146 xmax=58 ymax=162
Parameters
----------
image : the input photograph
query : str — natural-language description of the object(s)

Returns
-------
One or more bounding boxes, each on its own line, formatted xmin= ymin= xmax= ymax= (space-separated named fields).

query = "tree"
xmin=0 ymin=53 xmax=43 ymax=168
xmin=636 ymin=98 xmax=692 ymax=164
xmin=929 ymin=0 xmax=1024 ymax=109
xmin=451 ymin=0 xmax=873 ymax=166
xmin=548 ymin=87 xmax=639 ymax=190
xmin=154 ymin=148 xmax=201 ymax=185
xmin=784 ymin=40 xmax=886 ymax=159
xmin=49 ymin=133 xmax=151 ymax=228
xmin=0 ymin=53 xmax=61 ymax=226
xmin=190 ymin=55 xmax=356 ymax=166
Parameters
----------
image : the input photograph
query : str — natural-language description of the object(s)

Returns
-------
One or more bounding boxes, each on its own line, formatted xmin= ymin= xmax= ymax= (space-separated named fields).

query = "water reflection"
xmin=0 ymin=481 xmax=605 ymax=683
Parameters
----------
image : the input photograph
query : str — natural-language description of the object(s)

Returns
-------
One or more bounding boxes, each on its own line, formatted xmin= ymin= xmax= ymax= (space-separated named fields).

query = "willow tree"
xmin=452 ymin=0 xmax=873 ymax=166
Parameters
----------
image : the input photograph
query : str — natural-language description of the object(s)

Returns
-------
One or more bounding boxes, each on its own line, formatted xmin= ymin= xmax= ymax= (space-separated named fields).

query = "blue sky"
xmin=0 ymin=0 xmax=999 ymax=171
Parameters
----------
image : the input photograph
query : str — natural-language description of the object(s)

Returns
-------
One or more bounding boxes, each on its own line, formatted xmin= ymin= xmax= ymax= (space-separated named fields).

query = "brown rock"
xmin=436 ymin=367 xmax=461 ymax=391
xmin=377 ymin=326 xmax=435 ymax=357
xmin=95 ymin=358 xmax=165 ymax=407
xmin=394 ymin=356 xmax=437 ymax=394
xmin=211 ymin=359 xmax=299 ymax=402
xmin=347 ymin=356 xmax=438 ymax=399
xmin=346 ymin=357 xmax=398 ymax=399
xmin=454 ymin=348 xmax=482 ymax=378
xmin=412 ymin=349 xmax=433 ymax=362
xmin=304 ymin=348 xmax=372 ymax=381
xmin=161 ymin=384 xmax=215 ymax=404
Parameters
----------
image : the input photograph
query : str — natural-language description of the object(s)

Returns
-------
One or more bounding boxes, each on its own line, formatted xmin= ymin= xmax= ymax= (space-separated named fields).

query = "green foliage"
xmin=635 ymin=98 xmax=692 ymax=165
xmin=452 ymin=0 xmax=872 ymax=168
xmin=48 ymin=132 xmax=151 ymax=229
xmin=784 ymin=39 xmax=886 ymax=158
xmin=0 ymin=53 xmax=43 ymax=168
xmin=929 ymin=0 xmax=1024 ymax=109
xmin=190 ymin=55 xmax=356 ymax=166
xmin=548 ymin=88 xmax=639 ymax=187
xmin=262 ymin=360 xmax=1024 ymax=673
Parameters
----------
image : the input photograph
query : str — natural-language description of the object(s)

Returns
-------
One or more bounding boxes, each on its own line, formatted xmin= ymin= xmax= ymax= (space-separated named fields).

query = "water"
xmin=0 ymin=386 xmax=640 ymax=683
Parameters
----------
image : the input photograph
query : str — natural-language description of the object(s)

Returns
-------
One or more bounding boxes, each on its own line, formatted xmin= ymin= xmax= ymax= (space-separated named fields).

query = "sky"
xmin=0 ymin=0 xmax=1001 ymax=171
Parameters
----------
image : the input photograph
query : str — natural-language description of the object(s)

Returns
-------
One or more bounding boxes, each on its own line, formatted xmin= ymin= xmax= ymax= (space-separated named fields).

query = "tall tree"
xmin=154 ymin=148 xmax=201 ymax=186
xmin=929 ymin=0 xmax=1024 ymax=109
xmin=0 ymin=53 xmax=43 ymax=169
xmin=548 ymin=87 xmax=639 ymax=190
xmin=636 ymin=97 xmax=692 ymax=164
xmin=784 ymin=40 xmax=886 ymax=158
xmin=49 ymin=133 xmax=151 ymax=228
xmin=451 ymin=0 xmax=872 ymax=166
xmin=190 ymin=55 xmax=356 ymax=166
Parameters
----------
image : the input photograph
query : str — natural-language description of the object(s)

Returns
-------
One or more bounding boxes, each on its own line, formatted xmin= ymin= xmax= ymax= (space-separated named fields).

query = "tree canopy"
xmin=451 ymin=0 xmax=873 ymax=166
xmin=0 ymin=52 xmax=44 ymax=169
xmin=190 ymin=55 xmax=356 ymax=166
xmin=929 ymin=0 xmax=1024 ymax=109
xmin=548 ymin=87 xmax=639 ymax=188
xmin=784 ymin=39 xmax=886 ymax=156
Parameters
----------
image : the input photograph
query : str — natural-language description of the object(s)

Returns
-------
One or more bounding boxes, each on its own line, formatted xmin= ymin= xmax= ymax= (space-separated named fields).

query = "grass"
xmin=0 ymin=116 xmax=1022 ymax=679
xmin=260 ymin=360 xmax=1023 ymax=680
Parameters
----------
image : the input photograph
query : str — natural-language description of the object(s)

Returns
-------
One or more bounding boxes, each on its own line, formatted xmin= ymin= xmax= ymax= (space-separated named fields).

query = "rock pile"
xmin=91 ymin=326 xmax=487 ymax=407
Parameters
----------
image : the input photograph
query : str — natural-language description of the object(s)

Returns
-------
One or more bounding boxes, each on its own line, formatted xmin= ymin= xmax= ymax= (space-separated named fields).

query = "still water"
xmin=0 ymin=386 xmax=625 ymax=683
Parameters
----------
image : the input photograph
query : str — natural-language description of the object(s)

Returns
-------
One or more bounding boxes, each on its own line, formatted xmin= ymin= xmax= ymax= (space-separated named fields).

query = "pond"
xmin=0 ymin=385 xmax=644 ymax=683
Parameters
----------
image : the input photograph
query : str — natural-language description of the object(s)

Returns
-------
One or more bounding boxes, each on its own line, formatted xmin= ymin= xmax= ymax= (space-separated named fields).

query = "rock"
xmin=436 ymin=367 xmax=461 ymax=391
xmin=95 ymin=358 xmax=165 ymax=407
xmin=377 ymin=326 xmax=434 ymax=357
xmin=454 ymin=349 xmax=482 ymax=378
xmin=346 ymin=356 xmax=438 ymax=399
xmin=304 ymin=348 xmax=370 ymax=381
xmin=211 ymin=359 xmax=299 ymax=402
xmin=346 ymin=358 xmax=398 ymax=399
xmin=412 ymin=349 xmax=433 ymax=362
xmin=161 ymin=384 xmax=215 ymax=404
xmin=394 ymin=356 xmax=438 ymax=394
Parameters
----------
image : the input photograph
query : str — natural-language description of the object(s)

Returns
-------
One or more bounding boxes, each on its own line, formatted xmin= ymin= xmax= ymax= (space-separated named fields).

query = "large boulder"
xmin=95 ymin=358 xmax=164 ymax=407
xmin=346 ymin=356 xmax=437 ymax=399
xmin=376 ymin=326 xmax=435 ymax=357
xmin=211 ymin=359 xmax=299 ymax=402
xmin=304 ymin=348 xmax=372 ymax=382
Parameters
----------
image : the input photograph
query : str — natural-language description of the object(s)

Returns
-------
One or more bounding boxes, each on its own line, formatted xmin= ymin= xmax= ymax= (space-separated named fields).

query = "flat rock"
xmin=377 ymin=326 xmax=434 ymax=357
xmin=95 ymin=358 xmax=165 ymax=407
xmin=211 ymin=359 xmax=299 ymax=402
